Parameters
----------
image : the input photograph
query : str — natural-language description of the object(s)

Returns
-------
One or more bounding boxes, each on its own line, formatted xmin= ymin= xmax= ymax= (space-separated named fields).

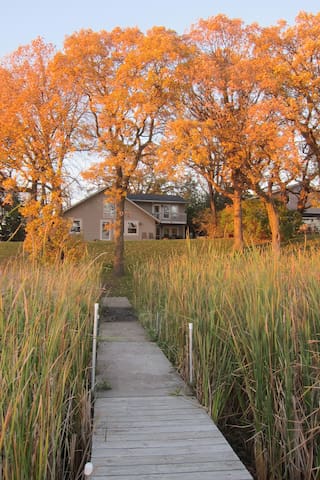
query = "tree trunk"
xmin=233 ymin=185 xmax=243 ymax=251
xmin=30 ymin=180 xmax=38 ymax=202
xmin=113 ymin=194 xmax=125 ymax=277
xmin=208 ymin=182 xmax=217 ymax=232
xmin=296 ymin=181 xmax=310 ymax=213
xmin=265 ymin=200 xmax=281 ymax=257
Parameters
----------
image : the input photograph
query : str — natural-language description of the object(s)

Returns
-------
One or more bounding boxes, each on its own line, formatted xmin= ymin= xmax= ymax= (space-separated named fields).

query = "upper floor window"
xmin=103 ymin=203 xmax=115 ymax=218
xmin=163 ymin=205 xmax=170 ymax=219
xmin=152 ymin=204 xmax=160 ymax=219
xmin=171 ymin=205 xmax=178 ymax=219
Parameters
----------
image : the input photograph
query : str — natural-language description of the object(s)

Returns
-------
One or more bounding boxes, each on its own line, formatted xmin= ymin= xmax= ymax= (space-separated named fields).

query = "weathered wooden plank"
xmin=92 ymin=437 xmax=227 ymax=450
xmin=91 ymin=451 xmax=243 ymax=467
xmin=96 ymin=410 xmax=211 ymax=419
xmin=95 ymin=407 xmax=207 ymax=417
xmin=91 ymin=443 xmax=241 ymax=457
xmin=94 ymin=417 xmax=215 ymax=427
xmin=93 ymin=460 xmax=246 ymax=475
xmin=94 ymin=419 xmax=213 ymax=430
xmin=93 ymin=429 xmax=221 ymax=441
xmin=92 ymin=472 xmax=252 ymax=480
xmin=94 ymin=396 xmax=199 ymax=407
xmin=95 ymin=395 xmax=199 ymax=403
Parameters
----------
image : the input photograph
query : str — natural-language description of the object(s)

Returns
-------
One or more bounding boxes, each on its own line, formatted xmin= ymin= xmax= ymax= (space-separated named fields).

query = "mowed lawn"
xmin=0 ymin=238 xmax=233 ymax=296
xmin=0 ymin=239 xmax=192 ymax=263
xmin=1 ymin=236 xmax=318 ymax=266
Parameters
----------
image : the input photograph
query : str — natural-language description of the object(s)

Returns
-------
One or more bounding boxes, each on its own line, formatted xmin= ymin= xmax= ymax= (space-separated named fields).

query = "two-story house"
xmin=63 ymin=189 xmax=187 ymax=241
xmin=127 ymin=194 xmax=187 ymax=239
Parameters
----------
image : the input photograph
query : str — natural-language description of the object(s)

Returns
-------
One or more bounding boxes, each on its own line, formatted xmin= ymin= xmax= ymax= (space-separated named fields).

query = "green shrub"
xmin=218 ymin=199 xmax=302 ymax=241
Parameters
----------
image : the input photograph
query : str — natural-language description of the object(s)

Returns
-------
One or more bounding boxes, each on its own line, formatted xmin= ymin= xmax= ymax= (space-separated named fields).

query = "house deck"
xmin=90 ymin=297 xmax=252 ymax=480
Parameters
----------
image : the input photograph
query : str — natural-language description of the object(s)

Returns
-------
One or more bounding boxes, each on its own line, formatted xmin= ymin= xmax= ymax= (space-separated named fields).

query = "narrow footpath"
xmin=90 ymin=297 xmax=252 ymax=480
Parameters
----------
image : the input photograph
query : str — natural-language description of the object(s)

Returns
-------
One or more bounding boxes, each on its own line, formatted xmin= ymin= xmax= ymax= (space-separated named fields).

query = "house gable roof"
xmin=125 ymin=197 xmax=160 ymax=223
xmin=64 ymin=188 xmax=160 ymax=222
xmin=64 ymin=187 xmax=107 ymax=213
xmin=64 ymin=190 xmax=187 ymax=213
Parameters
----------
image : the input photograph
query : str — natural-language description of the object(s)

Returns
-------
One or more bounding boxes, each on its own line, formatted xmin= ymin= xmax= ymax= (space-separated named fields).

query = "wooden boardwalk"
xmin=90 ymin=297 xmax=252 ymax=479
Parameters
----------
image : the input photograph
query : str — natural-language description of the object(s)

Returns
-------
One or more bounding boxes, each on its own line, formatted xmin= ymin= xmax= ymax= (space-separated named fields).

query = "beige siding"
xmin=133 ymin=201 xmax=186 ymax=219
xmin=64 ymin=192 xmax=156 ymax=241
xmin=124 ymin=201 xmax=156 ymax=240
xmin=64 ymin=191 xmax=105 ymax=241
xmin=133 ymin=201 xmax=153 ymax=215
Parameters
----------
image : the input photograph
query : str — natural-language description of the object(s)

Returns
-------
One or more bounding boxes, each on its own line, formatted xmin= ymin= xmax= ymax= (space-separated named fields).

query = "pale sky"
xmin=1 ymin=0 xmax=320 ymax=59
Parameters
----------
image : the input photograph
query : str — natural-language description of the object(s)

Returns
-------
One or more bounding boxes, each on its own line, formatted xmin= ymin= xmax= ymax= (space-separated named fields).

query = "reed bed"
xmin=133 ymin=243 xmax=320 ymax=479
xmin=0 ymin=257 xmax=102 ymax=479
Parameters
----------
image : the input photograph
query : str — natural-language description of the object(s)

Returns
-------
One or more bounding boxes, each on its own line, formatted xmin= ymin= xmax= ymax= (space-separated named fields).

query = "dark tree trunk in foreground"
xmin=113 ymin=195 xmax=125 ymax=277
xmin=208 ymin=182 xmax=218 ymax=232
xmin=265 ymin=199 xmax=281 ymax=257
xmin=233 ymin=183 xmax=244 ymax=251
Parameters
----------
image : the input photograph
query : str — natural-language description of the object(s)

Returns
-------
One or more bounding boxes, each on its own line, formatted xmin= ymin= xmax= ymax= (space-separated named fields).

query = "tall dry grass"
xmin=0 ymin=257 xmax=102 ymax=479
xmin=133 ymin=243 xmax=320 ymax=479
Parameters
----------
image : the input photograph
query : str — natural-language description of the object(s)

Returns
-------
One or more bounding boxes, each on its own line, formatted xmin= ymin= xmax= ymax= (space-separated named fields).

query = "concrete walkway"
xmin=90 ymin=297 xmax=252 ymax=479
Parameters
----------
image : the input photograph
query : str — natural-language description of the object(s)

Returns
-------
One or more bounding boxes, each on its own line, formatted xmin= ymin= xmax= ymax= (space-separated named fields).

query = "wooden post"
xmin=189 ymin=323 xmax=193 ymax=384
xmin=91 ymin=303 xmax=99 ymax=392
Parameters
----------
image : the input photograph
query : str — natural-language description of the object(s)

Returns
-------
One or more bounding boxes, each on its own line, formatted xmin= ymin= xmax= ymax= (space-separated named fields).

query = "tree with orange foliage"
xmin=162 ymin=15 xmax=300 ymax=254
xmin=257 ymin=12 xmax=320 ymax=212
xmin=63 ymin=27 xmax=188 ymax=275
xmin=0 ymin=66 xmax=20 ymax=204
xmin=0 ymin=38 xmax=86 ymax=258
xmin=161 ymin=16 xmax=265 ymax=250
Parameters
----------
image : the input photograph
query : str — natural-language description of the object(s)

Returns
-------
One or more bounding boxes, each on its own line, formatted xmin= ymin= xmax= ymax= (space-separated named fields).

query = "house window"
xmin=70 ymin=219 xmax=81 ymax=234
xmin=171 ymin=205 xmax=178 ymax=219
xmin=103 ymin=203 xmax=115 ymax=218
xmin=101 ymin=221 xmax=111 ymax=240
xmin=126 ymin=220 xmax=138 ymax=235
xmin=163 ymin=205 xmax=170 ymax=219
xmin=152 ymin=205 xmax=160 ymax=219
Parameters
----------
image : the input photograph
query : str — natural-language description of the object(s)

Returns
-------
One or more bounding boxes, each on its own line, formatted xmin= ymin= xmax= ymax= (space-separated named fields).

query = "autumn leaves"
xmin=0 ymin=13 xmax=320 ymax=266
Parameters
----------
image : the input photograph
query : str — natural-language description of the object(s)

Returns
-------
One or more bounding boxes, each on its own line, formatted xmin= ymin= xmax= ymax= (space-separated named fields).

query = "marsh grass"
xmin=133 ymin=243 xmax=320 ymax=479
xmin=0 ymin=257 xmax=102 ymax=479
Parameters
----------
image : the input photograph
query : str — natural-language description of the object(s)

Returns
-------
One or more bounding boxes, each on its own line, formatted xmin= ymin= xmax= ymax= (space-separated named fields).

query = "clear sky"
xmin=1 ymin=0 xmax=320 ymax=59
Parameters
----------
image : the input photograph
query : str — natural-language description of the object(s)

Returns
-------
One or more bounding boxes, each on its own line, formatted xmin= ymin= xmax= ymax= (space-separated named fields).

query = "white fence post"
xmin=84 ymin=462 xmax=93 ymax=477
xmin=188 ymin=323 xmax=193 ymax=385
xmin=91 ymin=303 xmax=99 ymax=393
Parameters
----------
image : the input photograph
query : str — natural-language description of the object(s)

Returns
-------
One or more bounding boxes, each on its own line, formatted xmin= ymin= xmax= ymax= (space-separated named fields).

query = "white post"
xmin=91 ymin=303 xmax=99 ymax=392
xmin=188 ymin=323 xmax=193 ymax=385
xmin=84 ymin=462 xmax=93 ymax=477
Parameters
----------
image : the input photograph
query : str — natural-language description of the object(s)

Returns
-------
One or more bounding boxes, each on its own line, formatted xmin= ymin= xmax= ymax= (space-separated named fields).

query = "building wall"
xmin=133 ymin=201 xmax=186 ymax=219
xmin=124 ymin=201 xmax=156 ymax=240
xmin=64 ymin=192 xmax=156 ymax=241
xmin=64 ymin=191 xmax=105 ymax=241
xmin=301 ymin=216 xmax=320 ymax=232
